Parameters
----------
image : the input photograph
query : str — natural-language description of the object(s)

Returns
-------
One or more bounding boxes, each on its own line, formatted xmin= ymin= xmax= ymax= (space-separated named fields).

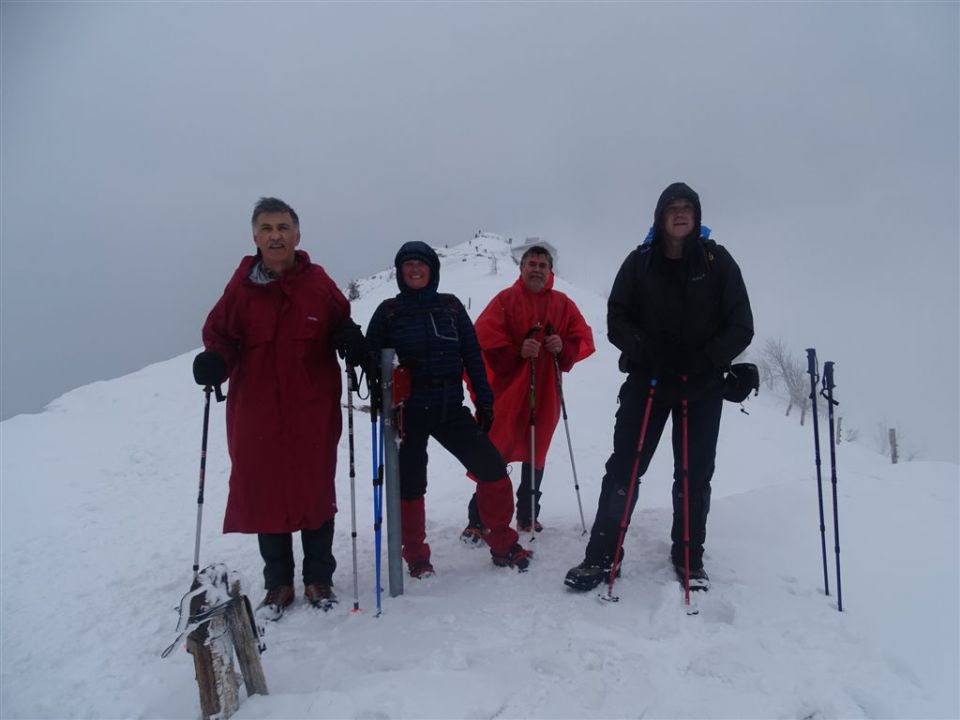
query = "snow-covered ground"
xmin=2 ymin=236 xmax=957 ymax=719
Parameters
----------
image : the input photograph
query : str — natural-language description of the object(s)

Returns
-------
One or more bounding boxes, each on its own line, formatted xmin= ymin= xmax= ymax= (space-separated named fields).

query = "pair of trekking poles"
xmin=524 ymin=324 xmax=588 ymax=542
xmin=806 ymin=348 xmax=843 ymax=612
xmin=599 ymin=375 xmax=697 ymax=612
xmin=345 ymin=363 xmax=385 ymax=616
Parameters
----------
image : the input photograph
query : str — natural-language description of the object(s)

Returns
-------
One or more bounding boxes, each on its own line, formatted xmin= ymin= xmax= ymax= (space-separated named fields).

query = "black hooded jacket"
xmin=608 ymin=183 xmax=754 ymax=379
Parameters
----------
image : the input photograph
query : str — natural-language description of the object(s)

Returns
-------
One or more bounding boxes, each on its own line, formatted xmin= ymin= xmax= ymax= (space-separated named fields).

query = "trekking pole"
xmin=805 ymin=348 xmax=830 ymax=597
xmin=821 ymin=361 xmax=843 ymax=612
xmin=526 ymin=326 xmax=540 ymax=542
xmin=681 ymin=375 xmax=692 ymax=610
xmin=192 ymin=385 xmax=214 ymax=582
xmin=367 ymin=355 xmax=383 ymax=617
xmin=603 ymin=377 xmax=658 ymax=601
xmin=546 ymin=324 xmax=587 ymax=535
xmin=345 ymin=365 xmax=361 ymax=613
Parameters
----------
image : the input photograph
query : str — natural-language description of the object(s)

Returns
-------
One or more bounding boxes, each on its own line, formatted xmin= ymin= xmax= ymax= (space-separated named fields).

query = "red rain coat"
xmin=202 ymin=251 xmax=349 ymax=534
xmin=475 ymin=275 xmax=595 ymax=468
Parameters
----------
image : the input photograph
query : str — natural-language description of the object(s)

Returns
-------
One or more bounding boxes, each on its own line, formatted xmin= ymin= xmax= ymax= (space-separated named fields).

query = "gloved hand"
xmin=520 ymin=337 xmax=541 ymax=359
xmin=333 ymin=318 xmax=369 ymax=370
xmin=543 ymin=334 xmax=563 ymax=355
xmin=476 ymin=405 xmax=494 ymax=433
xmin=193 ymin=351 xmax=227 ymax=386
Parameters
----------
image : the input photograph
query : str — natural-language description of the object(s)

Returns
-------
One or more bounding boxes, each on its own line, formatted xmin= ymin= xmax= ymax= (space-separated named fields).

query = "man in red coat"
xmin=463 ymin=245 xmax=595 ymax=541
xmin=194 ymin=197 xmax=367 ymax=620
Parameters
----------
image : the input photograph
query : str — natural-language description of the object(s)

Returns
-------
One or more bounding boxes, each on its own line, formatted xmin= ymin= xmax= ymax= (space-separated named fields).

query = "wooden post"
xmin=187 ymin=602 xmax=240 ymax=720
xmin=889 ymin=428 xmax=899 ymax=464
xmin=186 ymin=570 xmax=268 ymax=720
xmin=226 ymin=584 xmax=269 ymax=697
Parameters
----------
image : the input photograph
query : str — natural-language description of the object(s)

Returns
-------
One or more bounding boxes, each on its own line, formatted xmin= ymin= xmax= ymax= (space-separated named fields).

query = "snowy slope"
xmin=1 ymin=236 xmax=957 ymax=719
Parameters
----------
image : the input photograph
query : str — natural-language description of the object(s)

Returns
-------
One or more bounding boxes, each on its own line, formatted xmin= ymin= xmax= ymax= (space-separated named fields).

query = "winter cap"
xmin=653 ymin=182 xmax=702 ymax=242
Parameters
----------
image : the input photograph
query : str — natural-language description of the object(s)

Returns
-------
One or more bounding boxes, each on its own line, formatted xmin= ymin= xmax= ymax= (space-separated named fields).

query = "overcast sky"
xmin=2 ymin=1 xmax=957 ymax=462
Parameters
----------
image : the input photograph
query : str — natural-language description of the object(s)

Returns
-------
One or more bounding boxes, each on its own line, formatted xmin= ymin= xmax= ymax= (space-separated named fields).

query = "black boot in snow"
xmin=564 ymin=558 xmax=619 ymax=592
xmin=673 ymin=560 xmax=710 ymax=592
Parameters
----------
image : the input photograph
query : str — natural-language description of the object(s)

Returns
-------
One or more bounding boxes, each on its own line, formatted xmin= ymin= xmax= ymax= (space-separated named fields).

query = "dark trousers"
xmin=258 ymin=519 xmax=336 ymax=589
xmin=584 ymin=372 xmax=723 ymax=569
xmin=467 ymin=462 xmax=544 ymax=527
xmin=399 ymin=404 xmax=507 ymax=499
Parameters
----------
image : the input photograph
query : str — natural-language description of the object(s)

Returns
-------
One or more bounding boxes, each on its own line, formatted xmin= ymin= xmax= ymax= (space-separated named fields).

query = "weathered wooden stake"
xmin=186 ymin=575 xmax=268 ymax=720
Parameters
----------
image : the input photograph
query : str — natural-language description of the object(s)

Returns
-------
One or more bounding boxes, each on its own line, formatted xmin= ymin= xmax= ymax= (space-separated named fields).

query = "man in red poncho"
xmin=193 ymin=197 xmax=367 ymax=620
xmin=462 ymin=245 xmax=595 ymax=542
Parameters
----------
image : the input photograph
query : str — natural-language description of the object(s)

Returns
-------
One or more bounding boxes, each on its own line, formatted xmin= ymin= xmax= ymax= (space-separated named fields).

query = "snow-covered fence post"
xmin=186 ymin=568 xmax=268 ymax=720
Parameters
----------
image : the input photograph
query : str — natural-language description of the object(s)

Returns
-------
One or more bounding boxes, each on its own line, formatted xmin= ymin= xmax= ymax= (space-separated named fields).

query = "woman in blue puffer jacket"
xmin=366 ymin=241 xmax=533 ymax=577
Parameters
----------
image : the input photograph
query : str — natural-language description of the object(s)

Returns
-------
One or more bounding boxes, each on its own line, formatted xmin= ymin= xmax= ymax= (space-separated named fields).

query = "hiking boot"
xmin=460 ymin=524 xmax=485 ymax=547
xmin=673 ymin=562 xmax=710 ymax=592
xmin=409 ymin=560 xmax=435 ymax=579
xmin=256 ymin=584 xmax=294 ymax=621
xmin=564 ymin=560 xmax=619 ymax=592
xmin=517 ymin=519 xmax=544 ymax=533
xmin=491 ymin=543 xmax=534 ymax=571
xmin=304 ymin=582 xmax=339 ymax=611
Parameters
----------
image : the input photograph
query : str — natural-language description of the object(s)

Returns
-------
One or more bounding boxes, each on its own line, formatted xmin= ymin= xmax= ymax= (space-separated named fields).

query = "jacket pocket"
xmin=430 ymin=310 xmax=459 ymax=342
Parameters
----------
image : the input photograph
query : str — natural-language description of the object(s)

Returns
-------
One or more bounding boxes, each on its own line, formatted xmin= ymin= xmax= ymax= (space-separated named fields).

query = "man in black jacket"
xmin=565 ymin=182 xmax=754 ymax=592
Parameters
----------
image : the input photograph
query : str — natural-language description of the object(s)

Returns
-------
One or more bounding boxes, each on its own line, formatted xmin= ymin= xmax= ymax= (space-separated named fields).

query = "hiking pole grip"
xmin=805 ymin=348 xmax=817 ymax=379
xmin=822 ymin=361 xmax=837 ymax=398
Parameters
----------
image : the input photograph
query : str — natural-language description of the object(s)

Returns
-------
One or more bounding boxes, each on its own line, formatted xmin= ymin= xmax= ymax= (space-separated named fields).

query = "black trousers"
xmin=584 ymin=372 xmax=724 ymax=569
xmin=258 ymin=519 xmax=336 ymax=589
xmin=467 ymin=462 xmax=544 ymax=527
xmin=399 ymin=404 xmax=508 ymax=500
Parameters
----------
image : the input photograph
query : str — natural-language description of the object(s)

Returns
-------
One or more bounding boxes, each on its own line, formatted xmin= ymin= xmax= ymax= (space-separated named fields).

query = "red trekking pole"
xmin=602 ymin=377 xmax=658 ymax=601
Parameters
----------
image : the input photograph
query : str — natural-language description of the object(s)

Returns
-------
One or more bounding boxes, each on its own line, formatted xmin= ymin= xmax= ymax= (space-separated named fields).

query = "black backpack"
xmin=723 ymin=363 xmax=759 ymax=403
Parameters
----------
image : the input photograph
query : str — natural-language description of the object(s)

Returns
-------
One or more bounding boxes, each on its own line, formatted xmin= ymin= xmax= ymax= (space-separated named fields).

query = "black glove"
xmin=333 ymin=318 xmax=369 ymax=370
xmin=476 ymin=405 xmax=494 ymax=433
xmin=193 ymin=351 xmax=227 ymax=386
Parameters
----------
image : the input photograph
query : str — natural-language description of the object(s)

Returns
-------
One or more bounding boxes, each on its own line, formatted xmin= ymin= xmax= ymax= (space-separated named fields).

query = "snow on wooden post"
xmin=186 ymin=569 xmax=268 ymax=720
xmin=889 ymin=428 xmax=899 ymax=464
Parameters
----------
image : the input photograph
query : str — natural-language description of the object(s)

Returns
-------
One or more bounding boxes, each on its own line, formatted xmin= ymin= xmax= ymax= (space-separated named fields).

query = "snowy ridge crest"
xmin=346 ymin=233 xmax=517 ymax=301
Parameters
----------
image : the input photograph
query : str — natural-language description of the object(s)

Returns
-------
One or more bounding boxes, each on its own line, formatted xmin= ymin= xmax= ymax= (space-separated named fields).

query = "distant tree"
xmin=346 ymin=279 xmax=360 ymax=301
xmin=760 ymin=338 xmax=810 ymax=424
